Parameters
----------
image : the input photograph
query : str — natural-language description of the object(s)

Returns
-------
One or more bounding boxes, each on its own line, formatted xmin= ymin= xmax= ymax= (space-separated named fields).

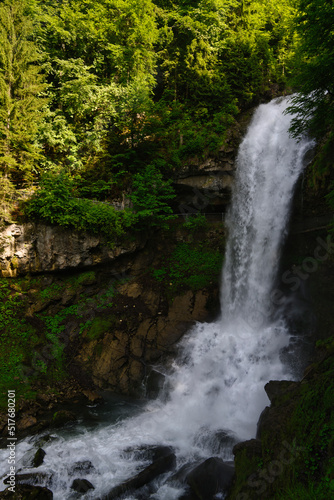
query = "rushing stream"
xmin=0 ymin=97 xmax=314 ymax=499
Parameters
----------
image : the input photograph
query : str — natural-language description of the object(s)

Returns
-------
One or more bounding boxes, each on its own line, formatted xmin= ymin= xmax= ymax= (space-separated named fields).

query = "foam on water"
xmin=0 ymin=97 xmax=314 ymax=499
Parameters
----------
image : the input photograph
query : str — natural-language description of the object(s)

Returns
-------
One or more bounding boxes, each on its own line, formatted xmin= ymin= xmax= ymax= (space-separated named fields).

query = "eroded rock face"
xmin=172 ymin=114 xmax=252 ymax=214
xmin=0 ymin=223 xmax=144 ymax=277
xmin=75 ymin=285 xmax=219 ymax=395
xmin=173 ymin=152 xmax=236 ymax=213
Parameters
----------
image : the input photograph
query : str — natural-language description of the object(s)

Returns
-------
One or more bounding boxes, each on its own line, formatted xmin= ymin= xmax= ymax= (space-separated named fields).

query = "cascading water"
xmin=0 ymin=97 xmax=314 ymax=499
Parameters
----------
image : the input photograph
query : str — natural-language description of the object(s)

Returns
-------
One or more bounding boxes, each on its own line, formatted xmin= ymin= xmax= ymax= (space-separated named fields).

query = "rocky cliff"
xmin=0 ymin=220 xmax=224 ymax=435
xmin=0 ymin=222 xmax=146 ymax=277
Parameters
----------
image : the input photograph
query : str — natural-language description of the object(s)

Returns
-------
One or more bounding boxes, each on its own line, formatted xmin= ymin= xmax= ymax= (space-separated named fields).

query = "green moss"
xmin=86 ymin=317 xmax=115 ymax=340
xmin=10 ymin=256 xmax=19 ymax=269
xmin=152 ymin=240 xmax=224 ymax=294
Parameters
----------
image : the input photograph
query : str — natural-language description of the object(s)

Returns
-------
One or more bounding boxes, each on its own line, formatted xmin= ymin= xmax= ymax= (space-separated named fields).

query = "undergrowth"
xmin=152 ymin=240 xmax=223 ymax=295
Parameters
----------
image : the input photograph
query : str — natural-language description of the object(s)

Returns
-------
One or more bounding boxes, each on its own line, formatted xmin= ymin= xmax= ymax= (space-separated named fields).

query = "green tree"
xmin=129 ymin=164 xmax=176 ymax=227
xmin=287 ymin=0 xmax=334 ymax=138
xmin=36 ymin=0 xmax=158 ymax=173
xmin=0 ymin=0 xmax=46 ymax=184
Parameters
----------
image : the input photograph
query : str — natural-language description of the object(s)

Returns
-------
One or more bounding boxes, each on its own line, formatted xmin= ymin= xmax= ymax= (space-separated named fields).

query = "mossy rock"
xmin=52 ymin=410 xmax=76 ymax=427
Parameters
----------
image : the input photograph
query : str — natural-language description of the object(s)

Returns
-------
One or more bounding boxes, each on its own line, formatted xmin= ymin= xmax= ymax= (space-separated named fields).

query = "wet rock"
xmin=185 ymin=457 xmax=234 ymax=500
xmin=0 ymin=484 xmax=53 ymax=499
xmin=33 ymin=448 xmax=46 ymax=468
xmin=212 ymin=430 xmax=238 ymax=453
xmin=233 ymin=439 xmax=262 ymax=458
xmin=51 ymin=410 xmax=77 ymax=428
xmin=68 ymin=461 xmax=96 ymax=476
xmin=18 ymin=448 xmax=46 ymax=469
xmin=145 ymin=369 xmax=166 ymax=399
xmin=82 ymin=389 xmax=102 ymax=404
xmin=192 ymin=428 xmax=238 ymax=456
xmin=17 ymin=414 xmax=37 ymax=431
xmin=168 ymin=461 xmax=202 ymax=485
xmin=264 ymin=380 xmax=299 ymax=406
xmin=71 ymin=478 xmax=95 ymax=493
xmin=102 ymin=449 xmax=176 ymax=499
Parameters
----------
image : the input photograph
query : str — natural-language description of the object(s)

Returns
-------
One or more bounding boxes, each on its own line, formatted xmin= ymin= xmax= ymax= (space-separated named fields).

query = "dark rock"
xmin=256 ymin=406 xmax=270 ymax=439
xmin=256 ymin=401 xmax=296 ymax=444
xmin=51 ymin=410 xmax=77 ymax=428
xmin=33 ymin=448 xmax=46 ymax=468
xmin=68 ymin=461 xmax=95 ymax=476
xmin=264 ymin=380 xmax=299 ymax=405
xmin=101 ymin=450 xmax=176 ymax=499
xmin=0 ymin=484 xmax=53 ymax=499
xmin=168 ymin=461 xmax=202 ymax=485
xmin=71 ymin=478 xmax=95 ymax=493
xmin=18 ymin=447 xmax=46 ymax=469
xmin=233 ymin=439 xmax=262 ymax=458
xmin=185 ymin=457 xmax=234 ymax=500
xmin=145 ymin=369 xmax=166 ymax=399
xmin=212 ymin=430 xmax=238 ymax=453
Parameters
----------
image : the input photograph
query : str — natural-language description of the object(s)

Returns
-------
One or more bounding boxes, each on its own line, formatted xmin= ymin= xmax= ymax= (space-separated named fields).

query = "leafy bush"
xmin=25 ymin=172 xmax=136 ymax=242
xmin=183 ymin=213 xmax=208 ymax=231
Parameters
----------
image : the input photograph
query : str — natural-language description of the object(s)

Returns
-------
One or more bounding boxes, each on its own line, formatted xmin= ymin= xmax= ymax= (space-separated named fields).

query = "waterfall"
xmin=0 ymin=97 xmax=314 ymax=499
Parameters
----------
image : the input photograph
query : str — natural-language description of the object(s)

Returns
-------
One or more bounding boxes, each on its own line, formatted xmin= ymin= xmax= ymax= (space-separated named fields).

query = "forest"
xmin=0 ymin=0 xmax=333 ymax=232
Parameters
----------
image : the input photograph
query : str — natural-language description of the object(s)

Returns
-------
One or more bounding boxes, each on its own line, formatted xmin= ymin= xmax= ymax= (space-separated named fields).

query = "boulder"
xmin=51 ymin=410 xmax=77 ymax=428
xmin=68 ymin=461 xmax=95 ymax=476
xmin=185 ymin=457 xmax=234 ymax=500
xmin=145 ymin=369 xmax=166 ymax=399
xmin=17 ymin=448 xmax=46 ymax=469
xmin=264 ymin=380 xmax=299 ymax=406
xmin=101 ymin=448 xmax=176 ymax=499
xmin=70 ymin=478 xmax=95 ymax=493
xmin=33 ymin=448 xmax=46 ymax=468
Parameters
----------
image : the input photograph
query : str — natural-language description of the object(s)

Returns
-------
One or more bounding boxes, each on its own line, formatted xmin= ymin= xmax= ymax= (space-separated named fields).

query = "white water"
xmin=0 ymin=97 xmax=314 ymax=499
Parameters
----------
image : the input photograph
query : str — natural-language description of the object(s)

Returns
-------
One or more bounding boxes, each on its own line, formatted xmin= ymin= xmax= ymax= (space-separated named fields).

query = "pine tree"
xmin=0 ymin=0 xmax=46 ymax=185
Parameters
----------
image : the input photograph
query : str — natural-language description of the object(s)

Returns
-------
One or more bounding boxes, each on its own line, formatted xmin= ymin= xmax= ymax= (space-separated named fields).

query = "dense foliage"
xmin=0 ymin=0 xmax=303 ymax=228
xmin=286 ymin=0 xmax=334 ymax=232
xmin=287 ymin=0 xmax=334 ymax=139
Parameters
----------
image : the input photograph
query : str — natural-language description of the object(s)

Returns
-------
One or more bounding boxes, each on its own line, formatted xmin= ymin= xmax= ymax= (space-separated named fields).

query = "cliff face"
xmin=0 ymin=219 xmax=224 ymax=434
xmin=172 ymin=111 xmax=252 ymax=214
xmin=0 ymin=223 xmax=145 ymax=277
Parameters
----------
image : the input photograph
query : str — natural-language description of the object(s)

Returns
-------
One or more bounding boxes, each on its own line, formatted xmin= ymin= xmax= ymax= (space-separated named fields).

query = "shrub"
xmin=25 ymin=172 xmax=136 ymax=242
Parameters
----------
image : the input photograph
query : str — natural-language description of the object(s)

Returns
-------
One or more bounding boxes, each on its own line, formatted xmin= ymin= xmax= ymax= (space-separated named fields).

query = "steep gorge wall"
xmin=0 ymin=218 xmax=224 ymax=437
xmin=0 ymin=222 xmax=146 ymax=278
